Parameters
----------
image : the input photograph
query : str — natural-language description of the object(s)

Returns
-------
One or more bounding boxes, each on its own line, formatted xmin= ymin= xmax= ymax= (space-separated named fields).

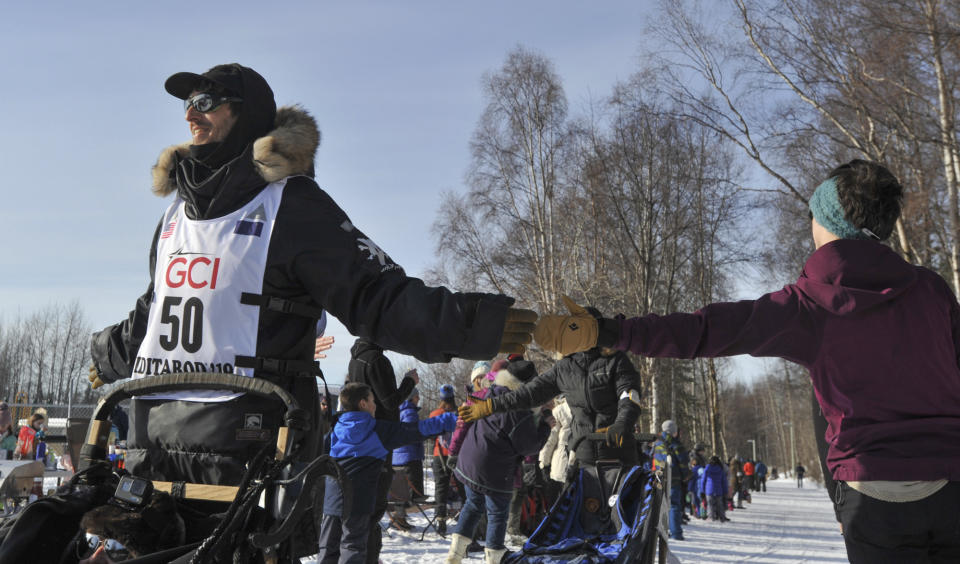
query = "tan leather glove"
xmin=88 ymin=365 xmax=105 ymax=390
xmin=533 ymin=296 xmax=598 ymax=356
xmin=458 ymin=399 xmax=494 ymax=423
xmin=499 ymin=307 xmax=538 ymax=354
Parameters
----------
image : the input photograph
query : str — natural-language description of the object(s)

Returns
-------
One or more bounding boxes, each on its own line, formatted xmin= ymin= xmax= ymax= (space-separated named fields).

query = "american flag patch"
xmin=160 ymin=221 xmax=177 ymax=239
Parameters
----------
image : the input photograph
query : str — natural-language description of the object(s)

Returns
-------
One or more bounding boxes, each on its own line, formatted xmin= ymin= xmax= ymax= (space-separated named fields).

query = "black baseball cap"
xmin=164 ymin=63 xmax=267 ymax=100
xmin=163 ymin=63 xmax=278 ymax=154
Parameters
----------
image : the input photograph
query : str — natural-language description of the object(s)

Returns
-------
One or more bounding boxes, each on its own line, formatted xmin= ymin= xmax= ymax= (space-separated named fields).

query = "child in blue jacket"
xmin=698 ymin=455 xmax=729 ymax=522
xmin=319 ymin=382 xmax=458 ymax=564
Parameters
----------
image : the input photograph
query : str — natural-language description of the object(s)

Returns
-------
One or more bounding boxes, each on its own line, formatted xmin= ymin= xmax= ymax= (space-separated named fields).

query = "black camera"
xmin=112 ymin=475 xmax=153 ymax=508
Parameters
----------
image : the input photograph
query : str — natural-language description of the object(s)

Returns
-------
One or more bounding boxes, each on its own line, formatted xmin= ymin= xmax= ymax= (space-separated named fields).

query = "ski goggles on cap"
xmin=78 ymin=533 xmax=132 ymax=561
xmin=184 ymin=92 xmax=242 ymax=113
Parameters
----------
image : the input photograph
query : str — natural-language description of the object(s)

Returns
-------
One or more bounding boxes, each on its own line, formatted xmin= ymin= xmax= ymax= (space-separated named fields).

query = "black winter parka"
xmin=490 ymin=349 xmax=642 ymax=465
xmin=91 ymin=107 xmax=512 ymax=386
xmin=89 ymin=106 xmax=512 ymax=484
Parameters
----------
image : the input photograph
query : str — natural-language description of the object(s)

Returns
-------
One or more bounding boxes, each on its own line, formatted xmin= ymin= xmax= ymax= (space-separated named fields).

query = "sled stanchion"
xmin=85 ymin=419 xmax=112 ymax=448
xmin=275 ymin=427 xmax=289 ymax=460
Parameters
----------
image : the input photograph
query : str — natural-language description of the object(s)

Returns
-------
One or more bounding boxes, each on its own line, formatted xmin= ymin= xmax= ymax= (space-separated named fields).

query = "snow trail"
xmin=668 ymin=477 xmax=847 ymax=563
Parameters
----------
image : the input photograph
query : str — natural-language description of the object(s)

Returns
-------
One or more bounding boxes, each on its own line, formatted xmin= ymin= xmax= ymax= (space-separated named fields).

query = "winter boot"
xmin=445 ymin=533 xmax=471 ymax=564
xmin=485 ymin=547 xmax=508 ymax=564
xmin=389 ymin=508 xmax=413 ymax=531
xmin=437 ymin=517 xmax=447 ymax=536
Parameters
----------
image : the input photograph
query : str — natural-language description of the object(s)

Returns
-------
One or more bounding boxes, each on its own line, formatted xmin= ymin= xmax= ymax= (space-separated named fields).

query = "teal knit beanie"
xmin=808 ymin=178 xmax=872 ymax=240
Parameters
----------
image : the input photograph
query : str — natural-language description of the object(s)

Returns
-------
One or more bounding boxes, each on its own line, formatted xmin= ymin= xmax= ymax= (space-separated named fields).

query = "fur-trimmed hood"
xmin=151 ymin=105 xmax=320 ymax=196
xmin=492 ymin=369 xmax=524 ymax=391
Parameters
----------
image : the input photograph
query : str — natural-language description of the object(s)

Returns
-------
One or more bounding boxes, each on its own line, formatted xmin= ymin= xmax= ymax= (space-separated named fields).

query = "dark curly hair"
xmin=339 ymin=382 xmax=373 ymax=412
xmin=831 ymin=159 xmax=903 ymax=241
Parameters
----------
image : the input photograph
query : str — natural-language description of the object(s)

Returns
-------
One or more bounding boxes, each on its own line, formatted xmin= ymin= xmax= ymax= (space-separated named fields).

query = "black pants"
xmin=758 ymin=475 xmax=766 ymax=492
xmin=404 ymin=460 xmax=425 ymax=498
xmin=362 ymin=465 xmax=392 ymax=563
xmin=837 ymin=481 xmax=960 ymax=563
xmin=318 ymin=512 xmax=371 ymax=564
xmin=431 ymin=456 xmax=464 ymax=519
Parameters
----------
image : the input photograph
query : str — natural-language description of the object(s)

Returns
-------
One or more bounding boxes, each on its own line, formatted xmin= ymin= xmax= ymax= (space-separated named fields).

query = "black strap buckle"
xmin=239 ymin=292 xmax=325 ymax=319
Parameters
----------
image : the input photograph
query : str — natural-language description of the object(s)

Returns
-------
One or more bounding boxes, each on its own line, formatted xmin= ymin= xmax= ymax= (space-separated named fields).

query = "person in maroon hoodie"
xmin=534 ymin=159 xmax=960 ymax=564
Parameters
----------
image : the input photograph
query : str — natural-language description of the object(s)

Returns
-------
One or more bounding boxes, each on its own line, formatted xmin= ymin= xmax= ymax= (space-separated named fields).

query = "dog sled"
xmin=503 ymin=434 xmax=670 ymax=564
xmin=0 ymin=372 xmax=348 ymax=564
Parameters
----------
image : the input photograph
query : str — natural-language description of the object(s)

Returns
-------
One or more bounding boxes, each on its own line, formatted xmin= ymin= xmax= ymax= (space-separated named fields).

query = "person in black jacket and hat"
xmin=88 ymin=62 xmax=537 ymax=490
xmin=460 ymin=307 xmax=643 ymax=471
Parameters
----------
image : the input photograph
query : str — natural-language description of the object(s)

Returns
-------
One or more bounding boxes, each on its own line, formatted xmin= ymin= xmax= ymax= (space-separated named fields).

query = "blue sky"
xmin=0 ymin=1 xmax=773 ymax=383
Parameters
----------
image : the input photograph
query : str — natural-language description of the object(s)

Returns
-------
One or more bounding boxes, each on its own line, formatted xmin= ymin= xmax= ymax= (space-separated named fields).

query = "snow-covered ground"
xmin=668 ymin=478 xmax=847 ymax=563
xmin=303 ymin=473 xmax=848 ymax=563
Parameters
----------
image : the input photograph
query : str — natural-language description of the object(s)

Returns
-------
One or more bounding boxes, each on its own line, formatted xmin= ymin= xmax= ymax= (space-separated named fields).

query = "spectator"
xmin=728 ymin=457 xmax=745 ymax=509
xmin=14 ymin=412 xmax=45 ymax=461
xmin=429 ymin=384 xmax=461 ymax=535
xmin=346 ymin=338 xmax=418 ymax=556
xmin=390 ymin=387 xmax=425 ymax=529
xmin=538 ymin=396 xmax=571 ymax=507
xmin=109 ymin=405 xmax=129 ymax=443
xmin=0 ymin=403 xmax=14 ymax=461
xmin=796 ymin=464 xmax=806 ymax=488
xmin=690 ymin=443 xmax=707 ymax=468
xmin=688 ymin=457 xmax=704 ymax=519
xmin=755 ymin=460 xmax=768 ymax=492
xmin=534 ymin=159 xmax=960 ymax=563
xmin=446 ymin=361 xmax=549 ymax=564
xmin=319 ymin=383 xmax=457 ymax=564
xmin=743 ymin=459 xmax=756 ymax=493
xmin=698 ymin=455 xmax=729 ymax=522
xmin=653 ymin=420 xmax=688 ymax=540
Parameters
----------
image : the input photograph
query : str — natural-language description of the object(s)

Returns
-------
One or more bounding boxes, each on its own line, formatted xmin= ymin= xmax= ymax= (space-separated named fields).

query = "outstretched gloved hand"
xmin=596 ymin=421 xmax=629 ymax=448
xmin=499 ymin=307 xmax=538 ymax=354
xmin=88 ymin=365 xmax=104 ymax=390
xmin=458 ymin=398 xmax=494 ymax=423
xmin=533 ymin=296 xmax=599 ymax=357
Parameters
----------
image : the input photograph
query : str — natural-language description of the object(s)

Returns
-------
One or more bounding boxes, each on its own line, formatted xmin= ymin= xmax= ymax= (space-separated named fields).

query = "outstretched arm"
xmin=536 ymin=291 xmax=816 ymax=365
xmin=489 ymin=367 xmax=560 ymax=413
xmin=285 ymin=184 xmax=535 ymax=362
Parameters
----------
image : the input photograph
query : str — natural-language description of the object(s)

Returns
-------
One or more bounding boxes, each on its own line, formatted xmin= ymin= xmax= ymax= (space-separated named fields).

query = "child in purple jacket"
xmin=535 ymin=160 xmax=960 ymax=563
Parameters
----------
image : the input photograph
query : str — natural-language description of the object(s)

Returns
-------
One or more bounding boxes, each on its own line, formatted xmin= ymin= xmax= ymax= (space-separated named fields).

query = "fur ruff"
xmin=80 ymin=492 xmax=185 ymax=557
xmin=151 ymin=105 xmax=320 ymax=196
xmin=492 ymin=369 xmax=524 ymax=391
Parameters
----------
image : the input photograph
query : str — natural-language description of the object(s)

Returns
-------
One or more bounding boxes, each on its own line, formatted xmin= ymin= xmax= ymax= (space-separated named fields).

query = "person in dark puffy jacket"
xmin=698 ymin=456 xmax=729 ymax=522
xmin=460 ymin=310 xmax=642 ymax=470
xmin=446 ymin=361 xmax=550 ymax=564
xmin=319 ymin=383 xmax=456 ymax=564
